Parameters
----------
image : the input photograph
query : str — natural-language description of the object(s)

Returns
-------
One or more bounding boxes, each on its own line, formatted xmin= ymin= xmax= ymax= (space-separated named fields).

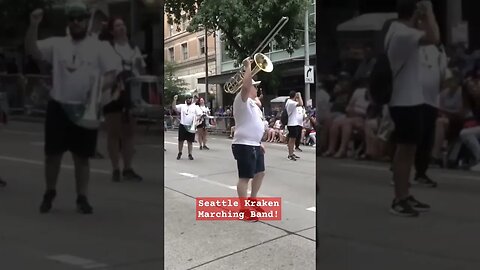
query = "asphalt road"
xmin=317 ymin=156 xmax=480 ymax=270
xmin=0 ymin=121 xmax=315 ymax=270
xmin=164 ymin=129 xmax=316 ymax=269
xmin=0 ymin=121 xmax=164 ymax=270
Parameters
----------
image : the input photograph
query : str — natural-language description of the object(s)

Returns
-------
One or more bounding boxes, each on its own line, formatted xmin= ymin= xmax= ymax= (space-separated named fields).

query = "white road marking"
xmin=306 ymin=207 xmax=316 ymax=212
xmin=177 ymin=172 xmax=314 ymax=213
xmin=47 ymin=254 xmax=108 ymax=269
xmin=179 ymin=172 xmax=198 ymax=178
xmin=0 ymin=155 xmax=110 ymax=174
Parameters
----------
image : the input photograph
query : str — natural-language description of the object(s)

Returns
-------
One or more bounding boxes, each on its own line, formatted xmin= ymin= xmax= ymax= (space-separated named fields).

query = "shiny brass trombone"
xmin=223 ymin=16 xmax=289 ymax=94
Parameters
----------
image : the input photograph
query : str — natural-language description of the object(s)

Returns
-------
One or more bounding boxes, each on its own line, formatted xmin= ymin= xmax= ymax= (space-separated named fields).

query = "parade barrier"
xmin=0 ymin=74 xmax=163 ymax=128
xmin=165 ymin=115 xmax=235 ymax=135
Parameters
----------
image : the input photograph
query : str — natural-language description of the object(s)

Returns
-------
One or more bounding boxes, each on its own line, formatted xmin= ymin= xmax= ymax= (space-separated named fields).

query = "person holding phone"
xmin=386 ymin=0 xmax=440 ymax=217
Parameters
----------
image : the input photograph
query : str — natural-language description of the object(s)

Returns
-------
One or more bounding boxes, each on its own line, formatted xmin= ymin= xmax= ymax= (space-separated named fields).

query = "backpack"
xmin=280 ymin=101 xmax=289 ymax=125
xmin=369 ymin=20 xmax=405 ymax=106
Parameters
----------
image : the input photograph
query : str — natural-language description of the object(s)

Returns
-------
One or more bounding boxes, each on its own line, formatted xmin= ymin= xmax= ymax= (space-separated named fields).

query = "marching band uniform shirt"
xmin=37 ymin=36 xmax=120 ymax=104
xmin=199 ymin=105 xmax=210 ymax=115
xmin=176 ymin=103 xmax=202 ymax=126
xmin=232 ymin=93 xmax=265 ymax=146
xmin=112 ymin=42 xmax=146 ymax=76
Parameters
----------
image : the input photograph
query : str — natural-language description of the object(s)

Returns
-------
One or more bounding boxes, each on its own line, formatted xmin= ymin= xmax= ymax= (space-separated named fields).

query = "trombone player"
xmin=172 ymin=92 xmax=203 ymax=160
xmin=231 ymin=57 xmax=267 ymax=222
xmin=25 ymin=0 xmax=120 ymax=214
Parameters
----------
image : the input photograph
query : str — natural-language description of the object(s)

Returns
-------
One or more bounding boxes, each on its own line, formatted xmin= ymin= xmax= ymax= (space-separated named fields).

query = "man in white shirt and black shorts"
xmin=25 ymin=1 xmax=120 ymax=214
xmin=232 ymin=58 xmax=267 ymax=222
xmin=387 ymin=0 xmax=440 ymax=217
xmin=286 ymin=91 xmax=304 ymax=161
xmin=172 ymin=92 xmax=202 ymax=160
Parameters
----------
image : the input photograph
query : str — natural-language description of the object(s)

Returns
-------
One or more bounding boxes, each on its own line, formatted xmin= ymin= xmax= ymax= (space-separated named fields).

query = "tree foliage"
xmin=164 ymin=61 xmax=189 ymax=105
xmin=0 ymin=0 xmax=54 ymax=39
xmin=165 ymin=0 xmax=308 ymax=64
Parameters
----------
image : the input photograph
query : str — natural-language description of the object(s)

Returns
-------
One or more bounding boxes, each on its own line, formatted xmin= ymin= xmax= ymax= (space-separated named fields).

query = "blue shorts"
xmin=232 ymin=144 xmax=265 ymax=179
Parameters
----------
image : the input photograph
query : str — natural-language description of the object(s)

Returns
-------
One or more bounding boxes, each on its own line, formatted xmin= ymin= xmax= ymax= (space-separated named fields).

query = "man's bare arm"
xmin=241 ymin=58 xmax=253 ymax=102
xmin=25 ymin=9 xmax=44 ymax=62
xmin=417 ymin=1 xmax=440 ymax=45
xmin=172 ymin=95 xmax=178 ymax=111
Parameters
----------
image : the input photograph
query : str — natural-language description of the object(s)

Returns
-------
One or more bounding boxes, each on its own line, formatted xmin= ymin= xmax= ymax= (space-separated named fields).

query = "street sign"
xmin=304 ymin=65 xmax=314 ymax=84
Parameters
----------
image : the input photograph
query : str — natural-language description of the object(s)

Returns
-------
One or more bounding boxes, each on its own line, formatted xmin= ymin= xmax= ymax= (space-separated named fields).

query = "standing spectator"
xmin=387 ymin=0 xmax=440 ymax=217
xmin=285 ymin=91 xmax=304 ymax=161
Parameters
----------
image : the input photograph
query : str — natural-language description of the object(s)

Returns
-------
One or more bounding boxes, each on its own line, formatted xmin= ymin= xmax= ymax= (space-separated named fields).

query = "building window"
xmin=168 ymin=47 xmax=174 ymax=62
xmin=199 ymin=37 xmax=205 ymax=55
xmin=181 ymin=43 xmax=188 ymax=60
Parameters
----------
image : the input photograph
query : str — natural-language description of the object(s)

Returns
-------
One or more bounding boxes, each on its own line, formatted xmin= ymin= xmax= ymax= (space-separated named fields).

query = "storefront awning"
xmin=197 ymin=72 xmax=236 ymax=85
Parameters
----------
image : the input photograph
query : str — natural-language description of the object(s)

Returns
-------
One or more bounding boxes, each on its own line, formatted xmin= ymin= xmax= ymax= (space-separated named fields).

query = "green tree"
xmin=164 ymin=61 xmax=189 ymax=105
xmin=0 ymin=0 xmax=54 ymax=39
xmin=165 ymin=0 xmax=308 ymax=64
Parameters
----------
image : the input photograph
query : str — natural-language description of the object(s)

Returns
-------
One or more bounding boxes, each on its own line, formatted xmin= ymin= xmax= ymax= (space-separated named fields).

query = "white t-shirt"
xmin=175 ymin=103 xmax=202 ymax=126
xmin=296 ymin=107 xmax=305 ymax=127
xmin=419 ymin=45 xmax=447 ymax=107
xmin=112 ymin=42 xmax=146 ymax=76
xmin=232 ymin=93 xmax=265 ymax=146
xmin=385 ymin=22 xmax=425 ymax=107
xmin=286 ymin=99 xmax=301 ymax=126
xmin=349 ymin=88 xmax=369 ymax=116
xmin=37 ymin=36 xmax=120 ymax=104
xmin=199 ymin=105 xmax=210 ymax=115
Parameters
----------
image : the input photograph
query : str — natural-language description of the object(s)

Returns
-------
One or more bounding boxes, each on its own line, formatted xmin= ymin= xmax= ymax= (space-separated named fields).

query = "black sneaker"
xmin=414 ymin=175 xmax=438 ymax=188
xmin=188 ymin=154 xmax=194 ymax=160
xmin=123 ymin=169 xmax=142 ymax=182
xmin=406 ymin=196 xmax=430 ymax=212
xmin=295 ymin=147 xmax=303 ymax=152
xmin=203 ymin=146 xmax=210 ymax=150
xmin=390 ymin=198 xmax=419 ymax=217
xmin=177 ymin=152 xmax=182 ymax=160
xmin=76 ymin=195 xmax=93 ymax=214
xmin=199 ymin=146 xmax=203 ymax=150
xmin=40 ymin=189 xmax=56 ymax=213
xmin=112 ymin=169 xmax=121 ymax=182
xmin=293 ymin=154 xmax=301 ymax=159
xmin=288 ymin=155 xmax=297 ymax=161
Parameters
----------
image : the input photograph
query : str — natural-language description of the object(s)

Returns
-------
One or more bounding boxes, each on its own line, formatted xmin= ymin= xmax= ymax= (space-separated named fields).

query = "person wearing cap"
xmin=172 ymin=92 xmax=203 ymax=160
xmin=25 ymin=0 xmax=121 ymax=214
xmin=231 ymin=58 xmax=267 ymax=222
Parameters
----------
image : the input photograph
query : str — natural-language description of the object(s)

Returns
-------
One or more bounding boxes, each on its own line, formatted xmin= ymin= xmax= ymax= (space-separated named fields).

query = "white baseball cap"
xmin=252 ymin=79 xmax=261 ymax=85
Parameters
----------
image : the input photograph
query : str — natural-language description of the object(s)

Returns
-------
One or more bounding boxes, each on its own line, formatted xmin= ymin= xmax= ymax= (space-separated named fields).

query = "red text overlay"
xmin=196 ymin=197 xmax=282 ymax=221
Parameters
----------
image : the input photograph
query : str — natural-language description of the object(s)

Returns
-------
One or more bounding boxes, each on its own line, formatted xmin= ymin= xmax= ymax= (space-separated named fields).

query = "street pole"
xmin=304 ymin=4 xmax=311 ymax=104
xmin=205 ymin=27 xmax=209 ymax=106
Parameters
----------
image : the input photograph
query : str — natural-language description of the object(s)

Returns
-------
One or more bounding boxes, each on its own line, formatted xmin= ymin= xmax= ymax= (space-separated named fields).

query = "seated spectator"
xmin=363 ymin=104 xmax=389 ymax=160
xmin=319 ymin=72 xmax=353 ymax=152
xmin=323 ymin=85 xmax=369 ymax=158
xmin=458 ymin=71 xmax=480 ymax=169
xmin=265 ymin=118 xmax=278 ymax=142
xmin=431 ymin=70 xmax=464 ymax=166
